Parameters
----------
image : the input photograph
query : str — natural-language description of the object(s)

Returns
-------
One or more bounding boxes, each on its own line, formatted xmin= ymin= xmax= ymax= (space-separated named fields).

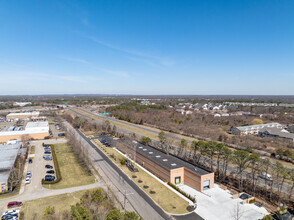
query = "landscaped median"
xmin=91 ymin=139 xmax=190 ymax=214
xmin=42 ymin=144 xmax=62 ymax=184
xmin=42 ymin=143 xmax=96 ymax=189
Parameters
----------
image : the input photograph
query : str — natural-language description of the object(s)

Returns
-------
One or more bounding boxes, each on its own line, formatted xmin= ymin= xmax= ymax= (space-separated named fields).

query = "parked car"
xmin=1 ymin=214 xmax=18 ymax=220
xmin=44 ymin=158 xmax=52 ymax=161
xmin=44 ymin=151 xmax=51 ymax=154
xmin=260 ymin=172 xmax=273 ymax=181
xmin=44 ymin=176 xmax=55 ymax=181
xmin=58 ymin=133 xmax=65 ymax=136
xmin=45 ymin=175 xmax=55 ymax=178
xmin=45 ymin=164 xmax=53 ymax=169
xmin=44 ymin=147 xmax=51 ymax=151
xmin=43 ymin=144 xmax=50 ymax=147
xmin=25 ymin=177 xmax=31 ymax=184
xmin=46 ymin=170 xmax=55 ymax=174
xmin=2 ymin=210 xmax=20 ymax=216
xmin=28 ymin=158 xmax=33 ymax=163
xmin=7 ymin=201 xmax=22 ymax=208
xmin=26 ymin=171 xmax=31 ymax=178
xmin=43 ymin=156 xmax=52 ymax=161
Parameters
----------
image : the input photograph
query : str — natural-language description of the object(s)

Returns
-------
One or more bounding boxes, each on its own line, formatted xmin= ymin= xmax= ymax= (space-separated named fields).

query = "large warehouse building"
xmin=0 ymin=121 xmax=49 ymax=142
xmin=116 ymin=140 xmax=214 ymax=192
xmin=6 ymin=111 xmax=39 ymax=121
xmin=231 ymin=123 xmax=282 ymax=136
xmin=0 ymin=143 xmax=22 ymax=192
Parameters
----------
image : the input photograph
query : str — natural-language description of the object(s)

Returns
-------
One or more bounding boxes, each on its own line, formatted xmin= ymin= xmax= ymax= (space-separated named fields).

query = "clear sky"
xmin=0 ymin=0 xmax=294 ymax=95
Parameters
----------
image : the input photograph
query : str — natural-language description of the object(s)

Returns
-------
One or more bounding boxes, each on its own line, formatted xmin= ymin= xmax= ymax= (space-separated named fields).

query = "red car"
xmin=7 ymin=201 xmax=22 ymax=208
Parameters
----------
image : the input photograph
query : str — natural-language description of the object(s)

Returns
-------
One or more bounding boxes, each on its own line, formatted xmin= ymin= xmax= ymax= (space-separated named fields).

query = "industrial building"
xmin=0 ymin=121 xmax=49 ymax=143
xmin=115 ymin=139 xmax=214 ymax=192
xmin=231 ymin=123 xmax=282 ymax=136
xmin=259 ymin=127 xmax=294 ymax=141
xmin=0 ymin=143 xmax=22 ymax=192
xmin=6 ymin=111 xmax=39 ymax=121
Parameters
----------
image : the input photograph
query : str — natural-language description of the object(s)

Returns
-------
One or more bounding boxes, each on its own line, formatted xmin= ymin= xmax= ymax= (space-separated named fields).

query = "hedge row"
xmin=42 ymin=144 xmax=62 ymax=184
xmin=167 ymin=182 xmax=196 ymax=203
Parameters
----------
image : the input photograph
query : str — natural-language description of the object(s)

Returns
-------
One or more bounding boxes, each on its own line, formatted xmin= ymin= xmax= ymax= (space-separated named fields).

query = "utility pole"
xmin=123 ymin=190 xmax=134 ymax=210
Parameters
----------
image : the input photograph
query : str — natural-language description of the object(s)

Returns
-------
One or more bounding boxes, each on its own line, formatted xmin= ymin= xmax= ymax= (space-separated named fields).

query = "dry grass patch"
xmin=22 ymin=189 xmax=88 ymax=219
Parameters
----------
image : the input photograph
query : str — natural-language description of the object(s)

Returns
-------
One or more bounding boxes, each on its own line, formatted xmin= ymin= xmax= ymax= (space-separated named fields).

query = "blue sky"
xmin=0 ymin=0 xmax=294 ymax=95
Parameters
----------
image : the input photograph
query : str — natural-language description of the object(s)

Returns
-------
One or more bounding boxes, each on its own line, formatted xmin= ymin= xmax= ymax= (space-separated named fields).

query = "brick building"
xmin=116 ymin=140 xmax=214 ymax=192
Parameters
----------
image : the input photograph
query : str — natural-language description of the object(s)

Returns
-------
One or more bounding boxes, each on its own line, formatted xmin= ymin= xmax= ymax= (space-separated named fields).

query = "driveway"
xmin=0 ymin=138 xmax=95 ymax=215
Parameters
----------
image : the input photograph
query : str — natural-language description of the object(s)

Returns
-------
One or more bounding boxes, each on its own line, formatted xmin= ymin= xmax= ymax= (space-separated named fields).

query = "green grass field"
xmin=43 ymin=143 xmax=96 ymax=189
xmin=92 ymin=139 xmax=189 ymax=214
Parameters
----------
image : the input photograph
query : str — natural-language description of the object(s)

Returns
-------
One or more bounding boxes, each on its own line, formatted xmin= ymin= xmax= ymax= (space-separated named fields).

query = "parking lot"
xmin=24 ymin=142 xmax=56 ymax=194
xmin=49 ymin=123 xmax=65 ymax=138
xmin=1 ymin=139 xmax=66 ymax=218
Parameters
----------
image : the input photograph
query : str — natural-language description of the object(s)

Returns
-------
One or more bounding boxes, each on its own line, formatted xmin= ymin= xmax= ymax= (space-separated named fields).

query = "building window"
xmin=175 ymin=176 xmax=181 ymax=185
xmin=1 ymin=183 xmax=6 ymax=192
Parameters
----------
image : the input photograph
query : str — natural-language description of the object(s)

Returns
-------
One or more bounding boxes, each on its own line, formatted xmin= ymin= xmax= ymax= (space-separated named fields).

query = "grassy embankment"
xmin=91 ymin=139 xmax=189 ymax=214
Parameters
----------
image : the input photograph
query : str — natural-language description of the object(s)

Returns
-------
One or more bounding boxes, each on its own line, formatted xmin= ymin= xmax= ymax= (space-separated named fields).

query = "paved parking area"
xmin=49 ymin=123 xmax=65 ymax=138
xmin=24 ymin=142 xmax=56 ymax=194
xmin=178 ymin=184 xmax=269 ymax=220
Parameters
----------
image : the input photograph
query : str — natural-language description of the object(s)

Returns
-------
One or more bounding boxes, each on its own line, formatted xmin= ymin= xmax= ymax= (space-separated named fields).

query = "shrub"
xmin=249 ymin=198 xmax=256 ymax=204
xmin=167 ymin=182 xmax=196 ymax=203
xmin=120 ymin=159 xmax=126 ymax=165
xmin=42 ymin=145 xmax=62 ymax=184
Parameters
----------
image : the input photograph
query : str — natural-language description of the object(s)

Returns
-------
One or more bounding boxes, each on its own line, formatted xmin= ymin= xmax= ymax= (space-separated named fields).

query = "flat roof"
xmin=135 ymin=143 xmax=212 ymax=176
xmin=0 ymin=143 xmax=21 ymax=170
xmin=25 ymin=121 xmax=49 ymax=129
xmin=0 ymin=170 xmax=11 ymax=183
xmin=98 ymin=134 xmax=212 ymax=176
xmin=7 ymin=111 xmax=39 ymax=116
xmin=235 ymin=123 xmax=282 ymax=131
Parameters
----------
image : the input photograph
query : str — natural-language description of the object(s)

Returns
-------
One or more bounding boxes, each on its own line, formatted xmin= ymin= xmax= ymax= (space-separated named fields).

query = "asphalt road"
xmin=70 ymin=107 xmax=182 ymax=141
xmin=63 ymin=120 xmax=172 ymax=220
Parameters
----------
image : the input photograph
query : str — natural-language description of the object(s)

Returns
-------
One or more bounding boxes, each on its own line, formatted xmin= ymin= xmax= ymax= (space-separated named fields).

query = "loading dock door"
xmin=203 ymin=180 xmax=210 ymax=190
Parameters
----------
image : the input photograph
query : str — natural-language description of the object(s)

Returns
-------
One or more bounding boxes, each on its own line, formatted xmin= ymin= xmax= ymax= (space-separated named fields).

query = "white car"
xmin=260 ymin=172 xmax=273 ymax=181
xmin=25 ymin=177 xmax=31 ymax=184
xmin=3 ymin=209 xmax=20 ymax=216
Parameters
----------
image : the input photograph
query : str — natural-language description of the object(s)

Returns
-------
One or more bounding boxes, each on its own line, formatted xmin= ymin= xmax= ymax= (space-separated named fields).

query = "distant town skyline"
xmin=1 ymin=0 xmax=294 ymax=95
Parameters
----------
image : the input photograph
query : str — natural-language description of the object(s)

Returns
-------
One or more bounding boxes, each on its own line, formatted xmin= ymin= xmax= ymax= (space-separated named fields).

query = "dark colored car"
xmin=45 ymin=175 xmax=55 ymax=178
xmin=43 ymin=144 xmax=50 ymax=147
xmin=7 ymin=201 xmax=22 ymax=208
xmin=44 ymin=176 xmax=55 ymax=181
xmin=44 ymin=147 xmax=51 ymax=151
xmin=1 ymin=214 xmax=18 ymax=220
xmin=58 ymin=133 xmax=65 ymax=136
xmin=44 ymin=151 xmax=51 ymax=154
xmin=46 ymin=170 xmax=55 ymax=174
xmin=45 ymin=165 xmax=53 ymax=169
xmin=28 ymin=158 xmax=33 ymax=163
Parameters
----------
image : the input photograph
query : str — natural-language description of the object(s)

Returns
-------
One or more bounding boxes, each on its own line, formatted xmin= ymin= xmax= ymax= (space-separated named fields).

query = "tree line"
xmin=156 ymin=131 xmax=294 ymax=208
